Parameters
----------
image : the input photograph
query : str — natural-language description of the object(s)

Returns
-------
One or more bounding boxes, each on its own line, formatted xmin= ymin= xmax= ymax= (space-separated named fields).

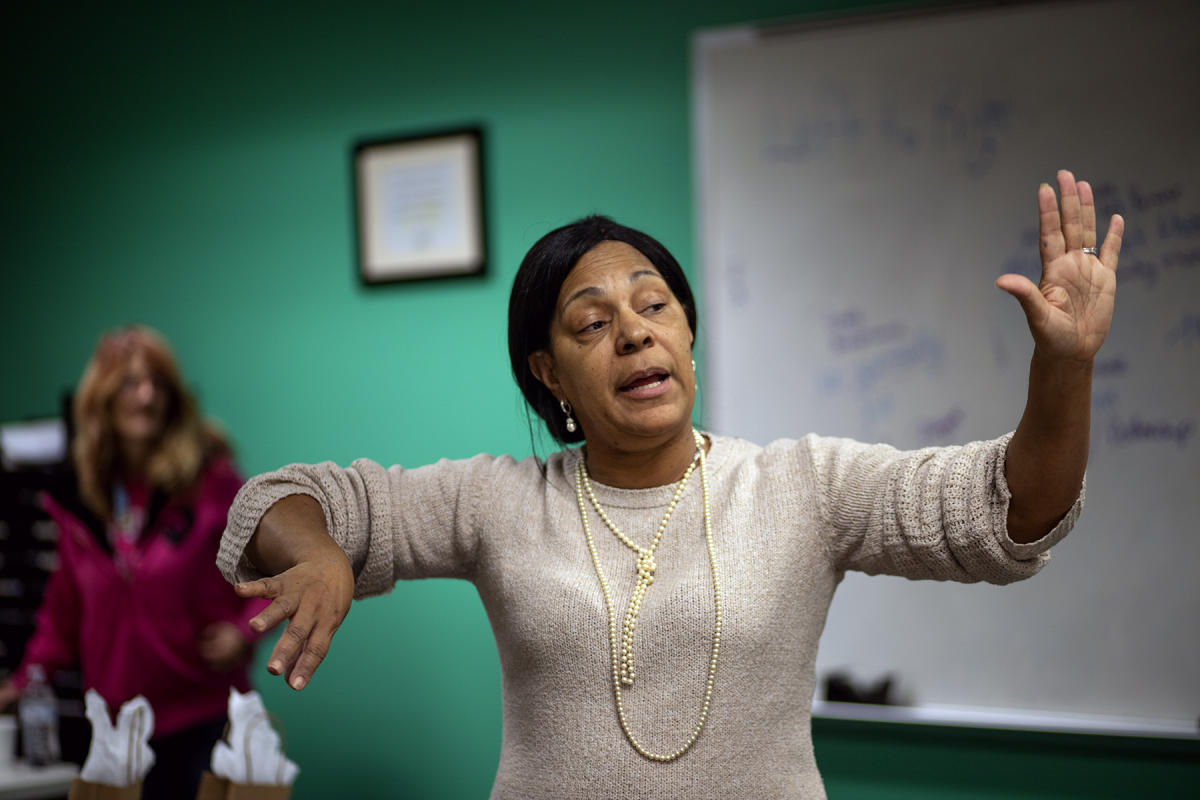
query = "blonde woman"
xmin=0 ymin=325 xmax=267 ymax=800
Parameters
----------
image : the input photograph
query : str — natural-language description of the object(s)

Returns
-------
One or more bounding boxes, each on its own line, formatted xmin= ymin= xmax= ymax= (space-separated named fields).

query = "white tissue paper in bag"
xmin=79 ymin=690 xmax=155 ymax=785
xmin=211 ymin=688 xmax=299 ymax=785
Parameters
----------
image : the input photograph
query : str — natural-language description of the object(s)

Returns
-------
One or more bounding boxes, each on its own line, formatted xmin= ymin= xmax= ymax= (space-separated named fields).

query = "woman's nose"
xmin=615 ymin=309 xmax=653 ymax=353
xmin=128 ymin=376 xmax=158 ymax=404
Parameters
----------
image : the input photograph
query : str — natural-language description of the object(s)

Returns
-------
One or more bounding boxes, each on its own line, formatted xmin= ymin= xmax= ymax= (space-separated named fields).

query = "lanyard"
xmin=109 ymin=483 xmax=146 ymax=579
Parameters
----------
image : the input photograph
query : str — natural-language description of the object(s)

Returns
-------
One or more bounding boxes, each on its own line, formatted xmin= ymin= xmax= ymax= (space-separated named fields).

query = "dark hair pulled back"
xmin=507 ymin=215 xmax=697 ymax=444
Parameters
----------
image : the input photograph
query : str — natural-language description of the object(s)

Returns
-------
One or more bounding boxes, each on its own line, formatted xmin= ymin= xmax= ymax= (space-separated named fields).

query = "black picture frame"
xmin=352 ymin=126 xmax=487 ymax=284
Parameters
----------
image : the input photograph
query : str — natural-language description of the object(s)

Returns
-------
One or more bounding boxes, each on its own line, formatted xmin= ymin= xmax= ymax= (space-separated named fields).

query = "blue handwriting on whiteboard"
xmin=1156 ymin=211 xmax=1200 ymax=241
xmin=929 ymin=89 xmax=1009 ymax=177
xmin=1115 ymin=259 xmax=1158 ymax=290
xmin=824 ymin=308 xmax=909 ymax=354
xmin=1161 ymin=246 xmax=1200 ymax=273
xmin=1165 ymin=313 xmax=1200 ymax=347
xmin=1129 ymin=182 xmax=1183 ymax=213
xmin=855 ymin=332 xmax=944 ymax=391
xmin=1118 ymin=225 xmax=1148 ymax=257
xmin=1093 ymin=356 xmax=1128 ymax=378
xmin=762 ymin=85 xmax=1011 ymax=176
xmin=1091 ymin=181 xmax=1122 ymax=217
xmin=1108 ymin=416 xmax=1193 ymax=447
xmin=999 ymin=190 xmax=1200 ymax=293
xmin=917 ymin=407 xmax=965 ymax=443
xmin=1092 ymin=389 xmax=1118 ymax=412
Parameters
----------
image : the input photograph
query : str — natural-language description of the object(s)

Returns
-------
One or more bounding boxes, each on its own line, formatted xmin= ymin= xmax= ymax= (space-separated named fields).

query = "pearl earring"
xmin=560 ymin=400 xmax=577 ymax=433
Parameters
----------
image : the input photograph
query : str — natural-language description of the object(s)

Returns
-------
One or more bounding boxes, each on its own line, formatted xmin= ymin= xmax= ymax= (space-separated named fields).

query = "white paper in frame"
xmin=354 ymin=128 xmax=486 ymax=283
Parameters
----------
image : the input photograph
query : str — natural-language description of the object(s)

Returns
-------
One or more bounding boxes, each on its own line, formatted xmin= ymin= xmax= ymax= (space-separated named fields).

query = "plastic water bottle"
xmin=18 ymin=665 xmax=59 ymax=766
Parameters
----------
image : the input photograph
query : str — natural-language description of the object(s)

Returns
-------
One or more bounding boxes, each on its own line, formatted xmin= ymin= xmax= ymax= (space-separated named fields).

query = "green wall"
xmin=4 ymin=1 xmax=1194 ymax=797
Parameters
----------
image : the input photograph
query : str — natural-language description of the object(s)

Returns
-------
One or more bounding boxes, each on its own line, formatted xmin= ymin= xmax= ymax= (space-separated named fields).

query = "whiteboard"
xmin=694 ymin=0 xmax=1199 ymax=729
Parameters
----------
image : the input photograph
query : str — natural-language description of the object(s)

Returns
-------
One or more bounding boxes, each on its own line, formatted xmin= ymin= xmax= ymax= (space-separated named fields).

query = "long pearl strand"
xmin=575 ymin=428 xmax=723 ymax=762
xmin=582 ymin=451 xmax=698 ymax=687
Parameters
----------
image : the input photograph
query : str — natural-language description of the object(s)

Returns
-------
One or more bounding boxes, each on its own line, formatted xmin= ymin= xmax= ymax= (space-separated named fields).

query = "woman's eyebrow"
xmin=563 ymin=285 xmax=604 ymax=309
xmin=562 ymin=270 xmax=663 ymax=310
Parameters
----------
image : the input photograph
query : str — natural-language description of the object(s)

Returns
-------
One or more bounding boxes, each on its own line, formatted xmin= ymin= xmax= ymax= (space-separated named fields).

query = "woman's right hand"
xmin=0 ymin=679 xmax=19 ymax=711
xmin=234 ymin=495 xmax=355 ymax=691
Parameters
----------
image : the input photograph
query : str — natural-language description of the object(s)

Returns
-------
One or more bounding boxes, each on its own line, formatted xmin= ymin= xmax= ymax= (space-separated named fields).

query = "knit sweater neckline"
xmin=550 ymin=430 xmax=732 ymax=510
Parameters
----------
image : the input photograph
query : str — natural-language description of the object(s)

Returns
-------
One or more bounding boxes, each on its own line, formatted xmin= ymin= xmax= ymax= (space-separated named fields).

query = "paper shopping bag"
xmin=195 ymin=771 xmax=291 ymax=800
xmin=67 ymin=778 xmax=142 ymax=800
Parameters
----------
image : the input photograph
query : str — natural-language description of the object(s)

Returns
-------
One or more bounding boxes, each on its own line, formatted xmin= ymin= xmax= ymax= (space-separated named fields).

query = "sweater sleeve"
xmin=804 ymin=432 xmax=1083 ymax=584
xmin=218 ymin=454 xmax=495 ymax=599
xmin=12 ymin=538 xmax=82 ymax=689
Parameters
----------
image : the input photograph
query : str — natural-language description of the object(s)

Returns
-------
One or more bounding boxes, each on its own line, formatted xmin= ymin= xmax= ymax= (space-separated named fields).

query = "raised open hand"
xmin=995 ymin=170 xmax=1125 ymax=362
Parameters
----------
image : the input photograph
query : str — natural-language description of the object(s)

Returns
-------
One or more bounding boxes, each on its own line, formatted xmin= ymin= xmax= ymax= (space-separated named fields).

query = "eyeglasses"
xmin=118 ymin=374 xmax=166 ymax=396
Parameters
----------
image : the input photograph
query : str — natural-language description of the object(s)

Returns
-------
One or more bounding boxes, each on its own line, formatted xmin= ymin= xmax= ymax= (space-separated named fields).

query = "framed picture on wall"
xmin=352 ymin=127 xmax=487 ymax=284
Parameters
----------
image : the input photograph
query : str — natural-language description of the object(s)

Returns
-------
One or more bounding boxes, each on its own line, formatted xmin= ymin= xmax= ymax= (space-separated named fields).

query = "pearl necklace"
xmin=574 ymin=428 xmax=723 ymax=762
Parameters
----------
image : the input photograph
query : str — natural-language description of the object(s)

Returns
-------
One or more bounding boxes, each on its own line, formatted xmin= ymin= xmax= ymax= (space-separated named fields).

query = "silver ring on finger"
xmin=1081 ymin=246 xmax=1099 ymax=256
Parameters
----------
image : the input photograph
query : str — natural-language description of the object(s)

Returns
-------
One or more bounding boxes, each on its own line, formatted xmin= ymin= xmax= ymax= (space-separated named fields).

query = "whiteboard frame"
xmin=692 ymin=0 xmax=1200 ymax=731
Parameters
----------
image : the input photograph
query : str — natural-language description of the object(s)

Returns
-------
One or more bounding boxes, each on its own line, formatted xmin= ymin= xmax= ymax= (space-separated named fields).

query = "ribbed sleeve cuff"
xmin=992 ymin=453 xmax=1086 ymax=562
xmin=984 ymin=431 xmax=1089 ymax=563
xmin=216 ymin=476 xmax=322 ymax=586
xmin=345 ymin=458 xmax=399 ymax=599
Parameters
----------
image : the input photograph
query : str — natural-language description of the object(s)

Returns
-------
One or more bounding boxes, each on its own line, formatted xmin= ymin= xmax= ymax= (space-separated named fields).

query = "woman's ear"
xmin=528 ymin=350 xmax=562 ymax=399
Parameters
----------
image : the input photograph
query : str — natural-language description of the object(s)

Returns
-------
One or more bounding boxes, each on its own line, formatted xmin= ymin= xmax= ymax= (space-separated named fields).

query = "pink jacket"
xmin=14 ymin=455 xmax=268 ymax=738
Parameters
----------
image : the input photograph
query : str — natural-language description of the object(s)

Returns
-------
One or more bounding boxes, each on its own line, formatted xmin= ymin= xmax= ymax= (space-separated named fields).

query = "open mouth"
xmin=619 ymin=371 xmax=670 ymax=392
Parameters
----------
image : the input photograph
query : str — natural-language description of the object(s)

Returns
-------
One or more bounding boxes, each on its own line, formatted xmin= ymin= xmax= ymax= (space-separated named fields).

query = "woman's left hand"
xmin=995 ymin=170 xmax=1124 ymax=361
xmin=198 ymin=621 xmax=250 ymax=672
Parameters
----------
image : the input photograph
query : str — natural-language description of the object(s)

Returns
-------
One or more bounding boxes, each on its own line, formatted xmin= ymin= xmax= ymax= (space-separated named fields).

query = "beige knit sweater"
xmin=218 ymin=432 xmax=1079 ymax=799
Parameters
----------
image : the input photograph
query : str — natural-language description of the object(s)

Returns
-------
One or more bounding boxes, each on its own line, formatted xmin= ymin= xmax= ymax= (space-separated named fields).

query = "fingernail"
xmin=291 ymin=675 xmax=307 ymax=690
xmin=268 ymin=660 xmax=282 ymax=674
